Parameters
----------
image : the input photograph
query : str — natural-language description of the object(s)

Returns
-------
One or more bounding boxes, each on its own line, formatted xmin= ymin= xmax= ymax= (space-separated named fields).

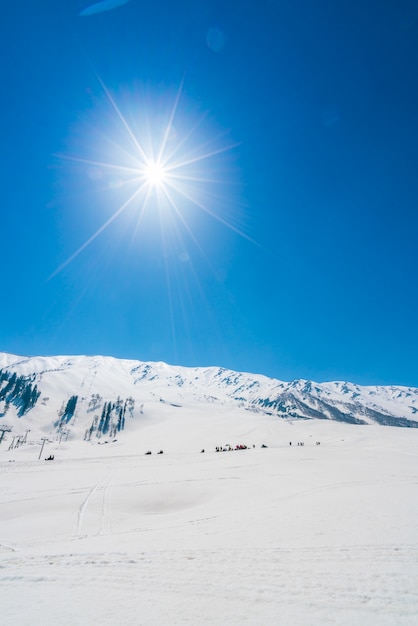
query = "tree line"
xmin=0 ymin=370 xmax=41 ymax=417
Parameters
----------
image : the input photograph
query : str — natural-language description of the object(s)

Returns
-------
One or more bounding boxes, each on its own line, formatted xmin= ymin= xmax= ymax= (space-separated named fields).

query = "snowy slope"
xmin=1 ymin=417 xmax=418 ymax=625
xmin=2 ymin=353 xmax=418 ymax=624
xmin=1 ymin=352 xmax=418 ymax=449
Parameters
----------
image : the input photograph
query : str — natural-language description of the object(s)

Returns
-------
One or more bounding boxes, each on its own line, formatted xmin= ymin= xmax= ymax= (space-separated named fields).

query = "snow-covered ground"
xmin=1 ymin=413 xmax=418 ymax=625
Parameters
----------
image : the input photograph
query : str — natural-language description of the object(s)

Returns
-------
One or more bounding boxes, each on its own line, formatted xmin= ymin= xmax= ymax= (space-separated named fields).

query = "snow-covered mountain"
xmin=1 ymin=352 xmax=418 ymax=444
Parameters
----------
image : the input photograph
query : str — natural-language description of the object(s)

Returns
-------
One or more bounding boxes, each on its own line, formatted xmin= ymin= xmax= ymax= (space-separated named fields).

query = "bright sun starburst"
xmin=143 ymin=161 xmax=167 ymax=188
xmin=51 ymin=78 xmax=256 ymax=278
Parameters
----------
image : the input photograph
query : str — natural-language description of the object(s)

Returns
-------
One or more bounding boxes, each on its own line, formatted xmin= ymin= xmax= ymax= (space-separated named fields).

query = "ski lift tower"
xmin=0 ymin=425 xmax=11 ymax=445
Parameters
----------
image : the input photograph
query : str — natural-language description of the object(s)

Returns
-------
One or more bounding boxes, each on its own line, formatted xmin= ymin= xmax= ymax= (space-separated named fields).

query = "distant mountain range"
xmin=1 ymin=353 xmax=418 ymax=443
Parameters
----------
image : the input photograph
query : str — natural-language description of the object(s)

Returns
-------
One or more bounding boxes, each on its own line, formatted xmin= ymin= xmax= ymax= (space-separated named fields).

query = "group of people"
xmin=143 ymin=441 xmax=321 ymax=456
xmin=215 ymin=443 xmax=268 ymax=452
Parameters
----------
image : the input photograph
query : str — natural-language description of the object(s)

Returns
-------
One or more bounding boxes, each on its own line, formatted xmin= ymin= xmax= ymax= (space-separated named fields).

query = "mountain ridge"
xmin=1 ymin=352 xmax=418 ymax=445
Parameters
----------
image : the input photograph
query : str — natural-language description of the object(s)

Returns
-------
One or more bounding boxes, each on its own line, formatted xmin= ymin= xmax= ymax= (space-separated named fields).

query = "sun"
xmin=144 ymin=160 xmax=167 ymax=188
xmin=50 ymin=79 xmax=254 ymax=279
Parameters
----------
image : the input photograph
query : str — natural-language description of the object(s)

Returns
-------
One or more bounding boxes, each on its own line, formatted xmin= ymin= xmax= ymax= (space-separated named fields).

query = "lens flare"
xmin=51 ymin=78 xmax=256 ymax=279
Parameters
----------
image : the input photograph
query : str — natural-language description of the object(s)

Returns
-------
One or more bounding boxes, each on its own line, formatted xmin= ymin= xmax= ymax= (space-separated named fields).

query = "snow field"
xmin=1 ymin=418 xmax=418 ymax=625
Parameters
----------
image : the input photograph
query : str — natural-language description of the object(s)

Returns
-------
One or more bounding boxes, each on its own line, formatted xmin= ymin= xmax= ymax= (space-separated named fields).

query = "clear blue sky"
xmin=1 ymin=0 xmax=417 ymax=386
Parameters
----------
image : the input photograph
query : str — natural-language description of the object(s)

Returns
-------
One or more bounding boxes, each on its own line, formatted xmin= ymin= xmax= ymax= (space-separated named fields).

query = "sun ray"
xmin=96 ymin=76 xmax=150 ymax=163
xmin=49 ymin=181 xmax=147 ymax=279
xmin=58 ymin=153 xmax=142 ymax=175
xmin=163 ymin=177 xmax=260 ymax=247
xmin=165 ymin=140 xmax=241 ymax=172
xmin=161 ymin=110 xmax=209 ymax=165
xmin=156 ymin=78 xmax=184 ymax=164
xmin=160 ymin=184 xmax=215 ymax=267
xmin=162 ymin=172 xmax=231 ymax=185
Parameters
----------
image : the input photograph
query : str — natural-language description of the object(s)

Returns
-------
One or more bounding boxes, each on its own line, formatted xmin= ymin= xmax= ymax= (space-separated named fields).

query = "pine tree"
xmin=1 ymin=372 xmax=17 ymax=400
xmin=59 ymin=395 xmax=78 ymax=425
xmin=98 ymin=403 xmax=107 ymax=434
xmin=103 ymin=402 xmax=113 ymax=435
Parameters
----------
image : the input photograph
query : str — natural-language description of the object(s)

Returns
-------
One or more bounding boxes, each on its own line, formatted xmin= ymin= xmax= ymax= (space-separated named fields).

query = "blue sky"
xmin=1 ymin=0 xmax=417 ymax=386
